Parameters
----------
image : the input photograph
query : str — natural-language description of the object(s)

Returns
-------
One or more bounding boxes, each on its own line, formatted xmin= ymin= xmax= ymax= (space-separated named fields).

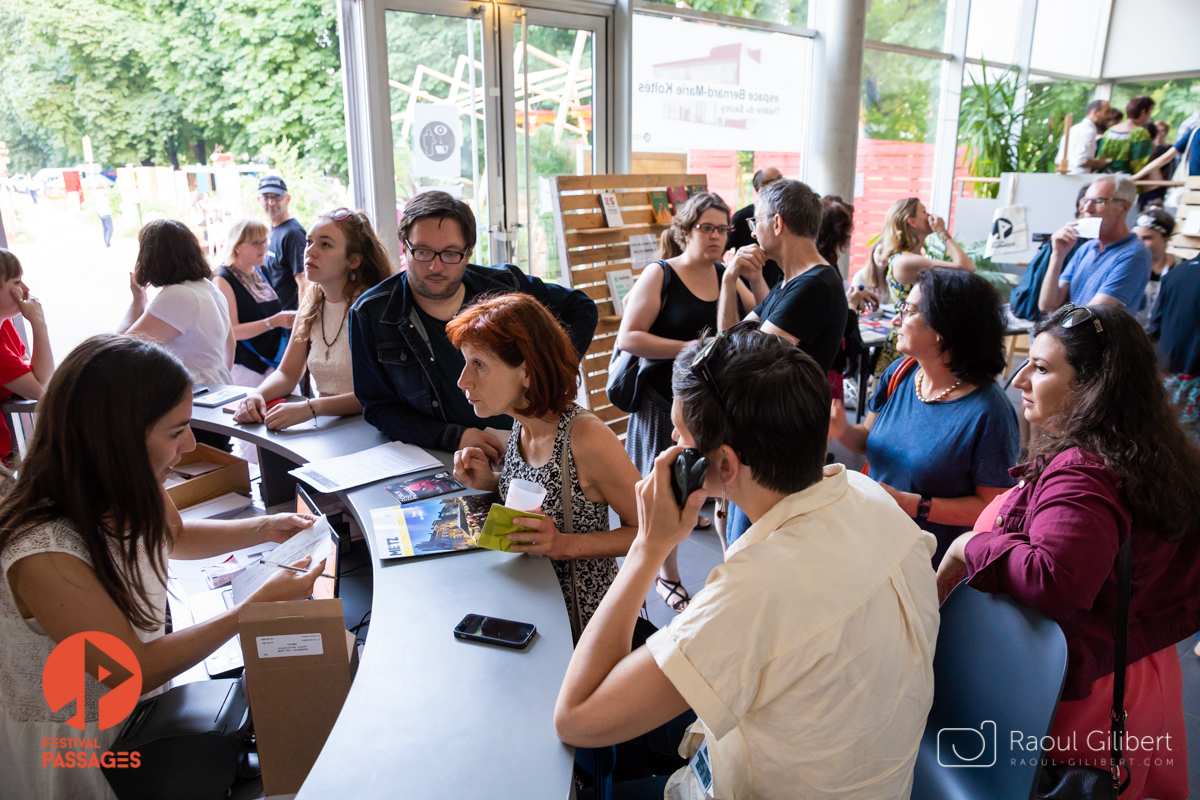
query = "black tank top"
xmin=219 ymin=265 xmax=283 ymax=374
xmin=644 ymin=260 xmax=742 ymax=401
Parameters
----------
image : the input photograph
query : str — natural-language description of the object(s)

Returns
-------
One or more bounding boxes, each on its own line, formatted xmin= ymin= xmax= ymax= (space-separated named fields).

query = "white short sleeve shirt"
xmin=647 ymin=466 xmax=940 ymax=800
xmin=146 ymin=279 xmax=234 ymax=385
xmin=1055 ymin=118 xmax=1101 ymax=175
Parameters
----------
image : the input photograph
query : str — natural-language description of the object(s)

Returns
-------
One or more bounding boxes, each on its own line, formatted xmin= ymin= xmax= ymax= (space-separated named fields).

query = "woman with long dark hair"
xmin=937 ymin=305 xmax=1200 ymax=800
xmin=0 ymin=335 xmax=325 ymax=800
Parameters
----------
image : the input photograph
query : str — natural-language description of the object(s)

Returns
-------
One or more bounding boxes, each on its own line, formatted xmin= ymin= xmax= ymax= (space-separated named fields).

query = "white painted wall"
xmin=1103 ymin=0 xmax=1200 ymax=79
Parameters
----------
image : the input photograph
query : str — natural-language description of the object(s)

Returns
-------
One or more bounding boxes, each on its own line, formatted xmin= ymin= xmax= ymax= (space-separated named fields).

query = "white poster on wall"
xmin=632 ymin=15 xmax=808 ymax=152
xmin=412 ymin=104 xmax=462 ymax=179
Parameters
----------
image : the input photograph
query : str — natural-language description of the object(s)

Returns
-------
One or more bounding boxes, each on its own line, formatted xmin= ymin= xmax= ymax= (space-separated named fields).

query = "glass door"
xmin=500 ymin=7 xmax=608 ymax=282
xmin=378 ymin=1 xmax=609 ymax=275
xmin=384 ymin=2 xmax=495 ymax=265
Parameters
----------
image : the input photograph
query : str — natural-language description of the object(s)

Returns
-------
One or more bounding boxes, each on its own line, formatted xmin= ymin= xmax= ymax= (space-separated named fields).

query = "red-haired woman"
xmin=449 ymin=295 xmax=642 ymax=636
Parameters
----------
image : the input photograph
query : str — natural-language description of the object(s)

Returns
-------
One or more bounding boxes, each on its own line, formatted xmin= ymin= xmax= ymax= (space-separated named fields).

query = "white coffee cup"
xmin=506 ymin=479 xmax=547 ymax=512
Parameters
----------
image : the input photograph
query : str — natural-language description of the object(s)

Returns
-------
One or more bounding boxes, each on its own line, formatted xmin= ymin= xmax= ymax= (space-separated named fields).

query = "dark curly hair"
xmin=915 ymin=268 xmax=1007 ymax=386
xmin=816 ymin=195 xmax=854 ymax=266
xmin=1024 ymin=305 xmax=1200 ymax=540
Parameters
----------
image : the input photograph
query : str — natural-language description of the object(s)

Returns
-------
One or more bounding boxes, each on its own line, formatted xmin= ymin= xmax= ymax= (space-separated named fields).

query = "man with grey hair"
xmin=1039 ymin=174 xmax=1151 ymax=312
xmin=718 ymin=179 xmax=847 ymax=372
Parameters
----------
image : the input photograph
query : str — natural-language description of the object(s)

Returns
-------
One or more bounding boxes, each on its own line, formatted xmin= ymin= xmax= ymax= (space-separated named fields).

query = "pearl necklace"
xmin=916 ymin=369 xmax=961 ymax=403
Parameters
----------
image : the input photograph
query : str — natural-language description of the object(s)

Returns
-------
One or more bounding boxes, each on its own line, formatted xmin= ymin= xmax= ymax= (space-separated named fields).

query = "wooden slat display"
xmin=550 ymin=173 xmax=708 ymax=437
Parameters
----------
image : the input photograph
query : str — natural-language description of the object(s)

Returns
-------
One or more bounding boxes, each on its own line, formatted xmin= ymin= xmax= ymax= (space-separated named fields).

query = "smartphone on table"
xmin=454 ymin=614 xmax=536 ymax=650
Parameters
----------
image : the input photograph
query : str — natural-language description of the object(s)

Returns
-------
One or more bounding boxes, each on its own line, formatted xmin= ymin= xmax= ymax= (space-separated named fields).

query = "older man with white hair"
xmin=1038 ymin=174 xmax=1151 ymax=313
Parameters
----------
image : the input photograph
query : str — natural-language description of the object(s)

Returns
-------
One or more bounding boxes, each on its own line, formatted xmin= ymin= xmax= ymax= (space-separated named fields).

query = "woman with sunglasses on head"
xmin=937 ymin=305 xmax=1200 ymax=800
xmin=450 ymin=295 xmax=642 ymax=637
xmin=616 ymin=192 xmax=758 ymax=612
xmin=834 ymin=268 xmax=1020 ymax=567
xmin=234 ymin=209 xmax=392 ymax=430
xmin=214 ymin=219 xmax=296 ymax=387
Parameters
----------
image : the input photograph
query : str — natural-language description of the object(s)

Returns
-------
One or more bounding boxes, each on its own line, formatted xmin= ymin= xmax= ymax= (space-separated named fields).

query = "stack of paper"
xmin=289 ymin=442 xmax=442 ymax=493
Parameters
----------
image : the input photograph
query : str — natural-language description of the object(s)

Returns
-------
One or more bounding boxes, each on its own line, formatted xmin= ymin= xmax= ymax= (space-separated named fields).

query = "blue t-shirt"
xmin=867 ymin=359 xmax=1020 ymax=565
xmin=1174 ymin=128 xmax=1200 ymax=177
xmin=1060 ymin=233 xmax=1151 ymax=310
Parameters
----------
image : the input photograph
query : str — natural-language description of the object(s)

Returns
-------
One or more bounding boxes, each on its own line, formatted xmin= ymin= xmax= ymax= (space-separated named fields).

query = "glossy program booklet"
xmin=371 ymin=494 xmax=495 ymax=560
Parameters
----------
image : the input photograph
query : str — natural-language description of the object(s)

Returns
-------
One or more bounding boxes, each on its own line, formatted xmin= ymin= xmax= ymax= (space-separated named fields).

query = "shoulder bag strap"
xmin=561 ymin=413 xmax=583 ymax=642
xmin=887 ymin=357 xmax=919 ymax=401
xmin=1109 ymin=536 xmax=1134 ymax=795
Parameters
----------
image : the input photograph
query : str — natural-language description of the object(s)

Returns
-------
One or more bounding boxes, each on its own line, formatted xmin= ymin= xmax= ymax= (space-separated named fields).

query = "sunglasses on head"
xmin=330 ymin=208 xmax=356 ymax=221
xmin=690 ymin=320 xmax=761 ymax=418
xmin=1058 ymin=303 xmax=1105 ymax=347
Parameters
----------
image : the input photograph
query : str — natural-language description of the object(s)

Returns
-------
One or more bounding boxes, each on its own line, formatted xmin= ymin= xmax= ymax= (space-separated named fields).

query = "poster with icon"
xmin=413 ymin=104 xmax=462 ymax=179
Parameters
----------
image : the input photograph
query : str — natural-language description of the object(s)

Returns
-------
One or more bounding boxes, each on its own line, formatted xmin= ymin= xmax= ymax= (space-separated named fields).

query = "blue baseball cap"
xmin=258 ymin=175 xmax=288 ymax=195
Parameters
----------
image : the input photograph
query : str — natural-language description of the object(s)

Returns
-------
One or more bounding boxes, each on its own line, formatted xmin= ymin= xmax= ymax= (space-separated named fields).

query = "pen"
xmin=265 ymin=561 xmax=333 ymax=577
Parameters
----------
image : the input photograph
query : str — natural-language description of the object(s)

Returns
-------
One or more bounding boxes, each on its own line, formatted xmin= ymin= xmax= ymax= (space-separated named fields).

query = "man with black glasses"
xmin=349 ymin=191 xmax=597 ymax=456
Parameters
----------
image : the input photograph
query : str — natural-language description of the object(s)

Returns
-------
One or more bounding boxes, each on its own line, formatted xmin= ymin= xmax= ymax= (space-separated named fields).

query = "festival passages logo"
xmin=41 ymin=632 xmax=144 ymax=770
xmin=43 ymin=631 xmax=142 ymax=730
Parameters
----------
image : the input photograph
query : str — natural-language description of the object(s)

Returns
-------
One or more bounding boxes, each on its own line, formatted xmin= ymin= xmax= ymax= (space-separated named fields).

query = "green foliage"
xmin=959 ymin=66 xmax=1098 ymax=197
xmin=861 ymin=49 xmax=940 ymax=142
xmin=0 ymin=0 xmax=346 ymax=180
xmin=642 ymin=0 xmax=808 ymax=27
xmin=1111 ymin=78 xmax=1200 ymax=137
xmin=864 ymin=0 xmax=947 ymax=52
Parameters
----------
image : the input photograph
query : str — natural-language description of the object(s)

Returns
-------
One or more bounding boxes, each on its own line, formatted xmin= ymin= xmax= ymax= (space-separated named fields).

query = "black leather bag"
xmin=1035 ymin=537 xmax=1133 ymax=799
xmin=605 ymin=261 xmax=673 ymax=413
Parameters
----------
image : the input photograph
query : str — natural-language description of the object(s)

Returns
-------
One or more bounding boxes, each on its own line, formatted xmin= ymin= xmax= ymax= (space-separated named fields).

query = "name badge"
xmin=688 ymin=739 xmax=714 ymax=797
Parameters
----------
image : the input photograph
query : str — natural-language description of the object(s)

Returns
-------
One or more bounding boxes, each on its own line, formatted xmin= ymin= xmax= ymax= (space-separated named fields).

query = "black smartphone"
xmin=192 ymin=386 xmax=210 ymax=396
xmin=454 ymin=613 xmax=536 ymax=650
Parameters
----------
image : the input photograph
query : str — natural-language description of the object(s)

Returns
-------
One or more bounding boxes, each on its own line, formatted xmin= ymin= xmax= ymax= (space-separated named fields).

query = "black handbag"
xmin=605 ymin=261 xmax=674 ymax=413
xmin=1035 ymin=537 xmax=1133 ymax=799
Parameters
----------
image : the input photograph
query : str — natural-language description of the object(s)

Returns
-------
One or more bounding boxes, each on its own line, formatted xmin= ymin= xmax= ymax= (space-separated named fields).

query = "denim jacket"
xmin=349 ymin=263 xmax=598 ymax=452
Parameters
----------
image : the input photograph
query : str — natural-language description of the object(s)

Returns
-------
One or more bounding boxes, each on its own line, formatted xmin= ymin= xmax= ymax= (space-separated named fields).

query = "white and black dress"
xmin=498 ymin=404 xmax=617 ymax=633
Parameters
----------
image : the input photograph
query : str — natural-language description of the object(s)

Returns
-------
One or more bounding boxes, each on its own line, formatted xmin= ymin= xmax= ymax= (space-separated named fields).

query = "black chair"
xmin=910 ymin=584 xmax=1068 ymax=800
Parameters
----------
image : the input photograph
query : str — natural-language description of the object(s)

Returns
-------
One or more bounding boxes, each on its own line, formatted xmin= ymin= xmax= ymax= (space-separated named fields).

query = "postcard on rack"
xmin=289 ymin=441 xmax=441 ymax=493
xmin=665 ymin=186 xmax=689 ymax=212
xmin=606 ymin=269 xmax=635 ymax=316
xmin=628 ymin=233 xmax=658 ymax=273
xmin=371 ymin=494 xmax=494 ymax=559
xmin=383 ymin=471 xmax=466 ymax=504
xmin=598 ymin=190 xmax=625 ymax=227
xmin=649 ymin=190 xmax=672 ymax=224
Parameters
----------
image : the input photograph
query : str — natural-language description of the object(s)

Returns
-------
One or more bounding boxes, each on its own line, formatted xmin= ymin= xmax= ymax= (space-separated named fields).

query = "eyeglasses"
xmin=690 ymin=320 xmax=760 ymax=420
xmin=695 ymin=223 xmax=733 ymax=236
xmin=1059 ymin=303 xmax=1105 ymax=345
xmin=1080 ymin=196 xmax=1124 ymax=208
xmin=896 ymin=299 xmax=920 ymax=324
xmin=330 ymin=208 xmax=355 ymax=221
xmin=404 ymin=239 xmax=467 ymax=264
xmin=747 ymin=215 xmax=771 ymax=233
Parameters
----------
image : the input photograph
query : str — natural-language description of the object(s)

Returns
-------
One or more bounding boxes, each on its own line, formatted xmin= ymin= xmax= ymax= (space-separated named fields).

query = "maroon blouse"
xmin=965 ymin=447 xmax=1200 ymax=701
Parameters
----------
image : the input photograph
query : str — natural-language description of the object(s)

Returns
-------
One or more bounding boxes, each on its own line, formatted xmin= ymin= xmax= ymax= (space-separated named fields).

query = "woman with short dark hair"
xmin=835 ymin=268 xmax=1020 ymax=565
xmin=119 ymin=219 xmax=233 ymax=387
xmin=1098 ymin=95 xmax=1156 ymax=175
xmin=449 ymin=295 xmax=642 ymax=636
xmin=0 ymin=335 xmax=325 ymax=800
xmin=938 ymin=304 xmax=1200 ymax=799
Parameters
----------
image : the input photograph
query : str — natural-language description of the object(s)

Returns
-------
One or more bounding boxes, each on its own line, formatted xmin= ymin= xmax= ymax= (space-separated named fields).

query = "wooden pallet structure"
xmin=1170 ymin=176 xmax=1200 ymax=261
xmin=550 ymin=173 xmax=708 ymax=437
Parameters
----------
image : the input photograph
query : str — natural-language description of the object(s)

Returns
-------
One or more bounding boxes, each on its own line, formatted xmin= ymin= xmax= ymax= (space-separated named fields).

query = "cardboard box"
xmin=165 ymin=443 xmax=250 ymax=510
xmin=238 ymin=599 xmax=355 ymax=796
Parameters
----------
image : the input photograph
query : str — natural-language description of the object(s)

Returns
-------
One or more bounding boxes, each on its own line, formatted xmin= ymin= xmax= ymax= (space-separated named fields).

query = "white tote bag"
xmin=984 ymin=176 xmax=1029 ymax=259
